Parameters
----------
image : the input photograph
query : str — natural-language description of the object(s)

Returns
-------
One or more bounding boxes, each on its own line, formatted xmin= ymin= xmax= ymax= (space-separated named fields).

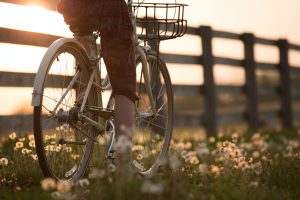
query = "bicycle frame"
xmin=31 ymin=0 xmax=156 ymax=136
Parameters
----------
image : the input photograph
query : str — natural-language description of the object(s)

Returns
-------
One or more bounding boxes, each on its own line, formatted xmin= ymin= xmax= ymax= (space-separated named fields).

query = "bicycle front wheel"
xmin=33 ymin=42 xmax=97 ymax=181
xmin=133 ymin=50 xmax=174 ymax=175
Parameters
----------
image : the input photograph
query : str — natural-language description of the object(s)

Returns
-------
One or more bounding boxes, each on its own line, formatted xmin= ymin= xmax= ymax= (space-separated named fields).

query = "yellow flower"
xmin=41 ymin=178 xmax=57 ymax=191
xmin=57 ymin=180 xmax=72 ymax=193
xmin=9 ymin=132 xmax=16 ymax=140
xmin=18 ymin=137 xmax=26 ymax=142
xmin=0 ymin=157 xmax=8 ymax=166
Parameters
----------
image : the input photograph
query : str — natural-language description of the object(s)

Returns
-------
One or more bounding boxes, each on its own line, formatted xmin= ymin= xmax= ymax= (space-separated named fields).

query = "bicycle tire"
xmin=107 ymin=50 xmax=174 ymax=175
xmin=33 ymin=42 xmax=97 ymax=181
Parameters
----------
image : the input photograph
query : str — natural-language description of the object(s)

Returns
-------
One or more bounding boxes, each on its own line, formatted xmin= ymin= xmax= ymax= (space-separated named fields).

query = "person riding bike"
xmin=57 ymin=0 xmax=137 ymax=173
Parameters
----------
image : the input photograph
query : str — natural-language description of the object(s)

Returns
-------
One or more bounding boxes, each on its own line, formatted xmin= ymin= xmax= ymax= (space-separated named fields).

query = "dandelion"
xmin=57 ymin=180 xmax=72 ymax=193
xmin=195 ymin=143 xmax=210 ymax=156
xmin=232 ymin=132 xmax=239 ymax=143
xmin=151 ymin=149 xmax=157 ymax=155
xmin=137 ymin=154 xmax=143 ymax=161
xmin=21 ymin=148 xmax=32 ymax=155
xmin=64 ymin=146 xmax=72 ymax=153
xmin=44 ymin=135 xmax=51 ymax=141
xmin=198 ymin=163 xmax=208 ymax=175
xmin=251 ymin=133 xmax=261 ymax=141
xmin=0 ymin=157 xmax=8 ymax=166
xmin=208 ymin=137 xmax=215 ymax=143
xmin=252 ymin=151 xmax=260 ymax=158
xmin=71 ymin=154 xmax=79 ymax=160
xmin=29 ymin=140 xmax=36 ymax=148
xmin=181 ymin=150 xmax=187 ymax=158
xmin=31 ymin=154 xmax=38 ymax=161
xmin=88 ymin=168 xmax=106 ymax=179
xmin=27 ymin=134 xmax=34 ymax=141
xmin=78 ymin=178 xmax=90 ymax=188
xmin=51 ymin=191 xmax=62 ymax=199
xmin=168 ymin=153 xmax=181 ymax=170
xmin=114 ymin=135 xmax=132 ymax=153
xmin=15 ymin=186 xmax=21 ymax=191
xmin=107 ymin=163 xmax=116 ymax=172
xmin=175 ymin=142 xmax=185 ymax=151
xmin=15 ymin=141 xmax=23 ymax=150
xmin=55 ymin=145 xmax=62 ymax=152
xmin=248 ymin=181 xmax=259 ymax=188
xmin=252 ymin=161 xmax=262 ymax=175
xmin=41 ymin=178 xmax=57 ymax=191
xmin=184 ymin=142 xmax=192 ymax=149
xmin=9 ymin=132 xmax=16 ymax=140
xmin=217 ymin=132 xmax=224 ymax=139
xmin=18 ymin=137 xmax=26 ymax=142
xmin=189 ymin=156 xmax=199 ymax=165
xmin=141 ymin=180 xmax=164 ymax=194
xmin=211 ymin=165 xmax=220 ymax=175
xmin=132 ymin=145 xmax=144 ymax=151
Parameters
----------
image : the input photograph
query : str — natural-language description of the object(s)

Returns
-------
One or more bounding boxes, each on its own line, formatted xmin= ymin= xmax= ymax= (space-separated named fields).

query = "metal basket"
xmin=133 ymin=2 xmax=188 ymax=41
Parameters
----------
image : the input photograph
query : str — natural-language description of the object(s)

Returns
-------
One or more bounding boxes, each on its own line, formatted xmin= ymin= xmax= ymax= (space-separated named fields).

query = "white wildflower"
xmin=107 ymin=163 xmax=116 ymax=172
xmin=168 ymin=153 xmax=181 ymax=170
xmin=198 ymin=163 xmax=208 ymax=175
xmin=141 ymin=180 xmax=164 ymax=194
xmin=0 ymin=157 xmax=8 ymax=166
xmin=88 ymin=168 xmax=106 ymax=179
xmin=41 ymin=178 xmax=57 ymax=191
xmin=78 ymin=178 xmax=90 ymax=188
xmin=9 ymin=132 xmax=16 ymax=140
xmin=57 ymin=180 xmax=72 ymax=193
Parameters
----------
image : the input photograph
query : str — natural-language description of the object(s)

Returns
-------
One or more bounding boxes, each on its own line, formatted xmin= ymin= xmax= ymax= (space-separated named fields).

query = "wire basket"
xmin=133 ymin=2 xmax=188 ymax=41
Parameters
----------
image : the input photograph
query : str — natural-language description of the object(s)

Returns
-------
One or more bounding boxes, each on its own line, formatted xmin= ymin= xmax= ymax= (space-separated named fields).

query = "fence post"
xmin=242 ymin=33 xmax=259 ymax=131
xmin=199 ymin=26 xmax=217 ymax=136
xmin=277 ymin=39 xmax=293 ymax=128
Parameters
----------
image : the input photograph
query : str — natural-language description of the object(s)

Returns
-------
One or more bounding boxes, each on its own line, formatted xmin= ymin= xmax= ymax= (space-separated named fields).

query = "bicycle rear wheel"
xmin=107 ymin=50 xmax=174 ymax=175
xmin=33 ymin=42 xmax=97 ymax=181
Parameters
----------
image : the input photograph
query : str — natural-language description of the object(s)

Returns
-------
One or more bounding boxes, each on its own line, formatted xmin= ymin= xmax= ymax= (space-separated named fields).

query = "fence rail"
xmin=1 ymin=1 xmax=300 ymax=135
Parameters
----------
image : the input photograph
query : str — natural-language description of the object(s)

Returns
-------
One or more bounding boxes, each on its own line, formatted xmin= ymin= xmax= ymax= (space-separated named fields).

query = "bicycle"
xmin=31 ymin=0 xmax=187 ymax=181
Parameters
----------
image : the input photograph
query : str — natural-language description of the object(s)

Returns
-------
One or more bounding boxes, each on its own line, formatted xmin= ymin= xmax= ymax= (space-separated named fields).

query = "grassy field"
xmin=1 ymin=128 xmax=300 ymax=200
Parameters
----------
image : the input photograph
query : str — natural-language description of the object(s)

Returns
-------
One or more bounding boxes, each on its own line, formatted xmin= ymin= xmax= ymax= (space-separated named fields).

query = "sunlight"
xmin=0 ymin=2 xmax=71 ymax=37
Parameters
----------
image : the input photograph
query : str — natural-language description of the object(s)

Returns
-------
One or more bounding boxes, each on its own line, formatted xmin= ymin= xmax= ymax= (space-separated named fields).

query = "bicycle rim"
xmin=33 ymin=43 xmax=97 ymax=181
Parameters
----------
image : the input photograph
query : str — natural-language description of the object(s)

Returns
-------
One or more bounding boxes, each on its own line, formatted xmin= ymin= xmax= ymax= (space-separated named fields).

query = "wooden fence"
xmin=1 ymin=0 xmax=300 ymax=135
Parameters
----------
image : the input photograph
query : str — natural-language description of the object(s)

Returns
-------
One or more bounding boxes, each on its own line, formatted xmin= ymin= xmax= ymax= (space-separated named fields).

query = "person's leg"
xmin=99 ymin=0 xmax=138 ymax=176
xmin=114 ymin=95 xmax=135 ymax=138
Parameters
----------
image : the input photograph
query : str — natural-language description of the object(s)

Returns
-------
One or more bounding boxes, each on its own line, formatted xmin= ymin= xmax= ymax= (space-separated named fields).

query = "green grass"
xmin=1 ymin=129 xmax=300 ymax=200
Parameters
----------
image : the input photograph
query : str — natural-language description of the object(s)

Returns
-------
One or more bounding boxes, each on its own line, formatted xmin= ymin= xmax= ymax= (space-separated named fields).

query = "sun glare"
xmin=0 ymin=2 xmax=71 ymax=37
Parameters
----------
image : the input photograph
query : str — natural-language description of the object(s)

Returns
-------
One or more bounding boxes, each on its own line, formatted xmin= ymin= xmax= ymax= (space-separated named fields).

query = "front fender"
xmin=31 ymin=38 xmax=89 ymax=106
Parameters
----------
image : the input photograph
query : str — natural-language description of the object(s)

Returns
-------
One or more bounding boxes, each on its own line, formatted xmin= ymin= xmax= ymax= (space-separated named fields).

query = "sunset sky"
xmin=0 ymin=0 xmax=300 ymax=115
